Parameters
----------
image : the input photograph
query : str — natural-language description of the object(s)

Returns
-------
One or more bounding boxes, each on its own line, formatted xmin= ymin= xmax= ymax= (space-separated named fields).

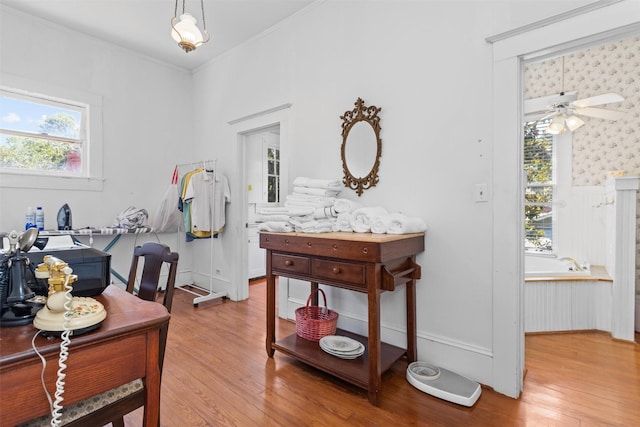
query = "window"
xmin=0 ymin=74 xmax=103 ymax=191
xmin=266 ymin=147 xmax=280 ymax=203
xmin=1 ymin=88 xmax=86 ymax=176
xmin=524 ymin=119 xmax=555 ymax=252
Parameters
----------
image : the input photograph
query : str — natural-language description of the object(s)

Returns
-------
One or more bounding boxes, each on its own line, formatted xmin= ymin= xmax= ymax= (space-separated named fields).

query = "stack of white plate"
xmin=319 ymin=335 xmax=365 ymax=359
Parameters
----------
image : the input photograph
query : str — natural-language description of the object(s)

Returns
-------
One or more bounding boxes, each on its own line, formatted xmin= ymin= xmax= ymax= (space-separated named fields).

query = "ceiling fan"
xmin=540 ymin=91 xmax=625 ymax=134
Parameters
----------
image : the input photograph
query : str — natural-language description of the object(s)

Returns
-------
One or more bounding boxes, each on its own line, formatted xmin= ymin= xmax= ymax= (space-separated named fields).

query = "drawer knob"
xmin=285 ymin=260 xmax=293 ymax=266
xmin=362 ymin=247 xmax=369 ymax=254
xmin=333 ymin=244 xmax=338 ymax=250
xmin=285 ymin=239 xmax=289 ymax=244
xmin=332 ymin=267 xmax=340 ymax=274
xmin=307 ymin=241 xmax=312 ymax=247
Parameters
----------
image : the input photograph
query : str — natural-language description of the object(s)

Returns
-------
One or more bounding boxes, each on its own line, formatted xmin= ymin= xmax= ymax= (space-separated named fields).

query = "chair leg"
xmin=111 ymin=417 xmax=125 ymax=427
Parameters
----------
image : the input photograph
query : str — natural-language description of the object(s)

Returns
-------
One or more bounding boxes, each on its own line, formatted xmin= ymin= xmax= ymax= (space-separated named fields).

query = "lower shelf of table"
xmin=271 ymin=328 xmax=406 ymax=390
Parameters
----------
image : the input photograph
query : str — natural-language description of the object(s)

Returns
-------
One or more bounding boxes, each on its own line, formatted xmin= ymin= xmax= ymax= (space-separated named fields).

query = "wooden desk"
xmin=260 ymin=231 xmax=424 ymax=405
xmin=0 ymin=285 xmax=170 ymax=427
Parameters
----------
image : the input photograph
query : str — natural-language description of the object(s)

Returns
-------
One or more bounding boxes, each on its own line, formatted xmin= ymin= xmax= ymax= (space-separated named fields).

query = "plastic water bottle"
xmin=36 ymin=206 xmax=45 ymax=231
xmin=25 ymin=207 xmax=35 ymax=230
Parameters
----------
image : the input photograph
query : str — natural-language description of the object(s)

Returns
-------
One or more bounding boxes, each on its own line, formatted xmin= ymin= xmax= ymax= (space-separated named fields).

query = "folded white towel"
xmin=256 ymin=214 xmax=290 ymax=222
xmin=293 ymin=186 xmax=341 ymax=197
xmin=293 ymin=177 xmax=342 ymax=190
xmin=259 ymin=206 xmax=314 ymax=216
xmin=386 ymin=213 xmax=427 ymax=234
xmin=333 ymin=213 xmax=353 ymax=232
xmin=313 ymin=206 xmax=337 ymax=219
xmin=333 ymin=198 xmax=363 ymax=214
xmin=350 ymin=207 xmax=388 ymax=233
xmin=370 ymin=215 xmax=392 ymax=234
xmin=287 ymin=194 xmax=336 ymax=205
xmin=292 ymin=218 xmax=336 ymax=233
xmin=258 ymin=221 xmax=293 ymax=233
xmin=285 ymin=199 xmax=334 ymax=209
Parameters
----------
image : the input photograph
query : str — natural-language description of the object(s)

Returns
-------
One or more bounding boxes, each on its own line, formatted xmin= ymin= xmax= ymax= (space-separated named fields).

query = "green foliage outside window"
xmin=524 ymin=121 xmax=553 ymax=251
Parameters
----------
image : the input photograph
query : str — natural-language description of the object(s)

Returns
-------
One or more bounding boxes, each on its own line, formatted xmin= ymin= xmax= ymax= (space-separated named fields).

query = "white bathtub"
xmin=524 ymin=254 xmax=611 ymax=333
xmin=525 ymin=255 xmax=591 ymax=278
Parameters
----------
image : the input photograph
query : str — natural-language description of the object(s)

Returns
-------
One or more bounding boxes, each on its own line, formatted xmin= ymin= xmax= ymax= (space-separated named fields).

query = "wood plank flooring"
xmin=123 ymin=281 xmax=640 ymax=426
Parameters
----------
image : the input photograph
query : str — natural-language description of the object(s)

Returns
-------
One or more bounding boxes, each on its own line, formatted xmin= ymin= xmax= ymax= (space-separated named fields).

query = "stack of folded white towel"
xmin=258 ymin=177 xmax=343 ymax=233
xmin=257 ymin=177 xmax=426 ymax=235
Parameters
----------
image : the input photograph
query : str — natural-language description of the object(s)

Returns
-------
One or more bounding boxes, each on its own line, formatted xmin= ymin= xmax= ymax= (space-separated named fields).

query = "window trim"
xmin=0 ymin=73 xmax=103 ymax=191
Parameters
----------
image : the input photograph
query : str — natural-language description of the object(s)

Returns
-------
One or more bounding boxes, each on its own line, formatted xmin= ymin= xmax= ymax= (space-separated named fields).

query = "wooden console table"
xmin=0 ymin=285 xmax=169 ymax=427
xmin=260 ymin=231 xmax=425 ymax=405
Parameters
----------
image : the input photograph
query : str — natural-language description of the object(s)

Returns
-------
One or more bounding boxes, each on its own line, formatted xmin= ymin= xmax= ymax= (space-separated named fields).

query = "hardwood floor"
xmin=123 ymin=281 xmax=640 ymax=426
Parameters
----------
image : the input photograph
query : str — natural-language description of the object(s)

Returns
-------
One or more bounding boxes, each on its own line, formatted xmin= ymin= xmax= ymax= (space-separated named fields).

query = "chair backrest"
xmin=126 ymin=242 xmax=179 ymax=312
xmin=126 ymin=242 xmax=179 ymax=372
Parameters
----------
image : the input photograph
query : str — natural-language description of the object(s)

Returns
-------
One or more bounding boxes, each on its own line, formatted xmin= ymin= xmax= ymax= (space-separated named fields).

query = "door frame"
xmin=230 ymin=104 xmax=292 ymax=309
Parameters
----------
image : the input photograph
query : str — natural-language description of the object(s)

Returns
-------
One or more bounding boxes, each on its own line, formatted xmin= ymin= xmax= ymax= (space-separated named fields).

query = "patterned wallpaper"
xmin=524 ymin=35 xmax=640 ymax=292
xmin=524 ymin=35 xmax=640 ymax=186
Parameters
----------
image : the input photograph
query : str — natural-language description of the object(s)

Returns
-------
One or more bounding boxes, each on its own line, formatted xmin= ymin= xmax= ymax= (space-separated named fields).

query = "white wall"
xmin=0 ymin=7 xmax=194 ymax=284
xmin=189 ymin=0 xmax=600 ymax=394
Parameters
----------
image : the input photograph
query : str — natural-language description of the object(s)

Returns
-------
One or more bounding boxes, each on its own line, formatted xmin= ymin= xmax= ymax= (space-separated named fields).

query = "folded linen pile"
xmin=333 ymin=198 xmax=362 ymax=214
xmin=256 ymin=206 xmax=315 ymax=233
xmin=371 ymin=212 xmax=427 ymax=235
xmin=349 ymin=207 xmax=388 ymax=233
xmin=291 ymin=176 xmax=342 ymax=198
xmin=257 ymin=221 xmax=293 ymax=232
xmin=290 ymin=218 xmax=336 ymax=233
xmin=333 ymin=212 xmax=354 ymax=232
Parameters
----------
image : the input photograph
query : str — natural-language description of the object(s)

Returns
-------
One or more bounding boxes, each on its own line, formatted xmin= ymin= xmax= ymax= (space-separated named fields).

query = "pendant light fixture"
xmin=171 ymin=0 xmax=210 ymax=53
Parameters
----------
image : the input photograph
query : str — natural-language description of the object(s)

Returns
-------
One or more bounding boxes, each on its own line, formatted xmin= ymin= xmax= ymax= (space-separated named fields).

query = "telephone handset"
xmin=33 ymin=255 xmax=106 ymax=335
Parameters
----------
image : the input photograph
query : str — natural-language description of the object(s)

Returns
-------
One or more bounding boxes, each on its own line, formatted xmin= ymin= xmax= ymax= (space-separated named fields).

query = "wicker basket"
xmin=295 ymin=289 xmax=338 ymax=342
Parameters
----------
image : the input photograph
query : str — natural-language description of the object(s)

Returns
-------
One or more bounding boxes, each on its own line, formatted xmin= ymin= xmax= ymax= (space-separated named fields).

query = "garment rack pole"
xmin=175 ymin=159 xmax=228 ymax=307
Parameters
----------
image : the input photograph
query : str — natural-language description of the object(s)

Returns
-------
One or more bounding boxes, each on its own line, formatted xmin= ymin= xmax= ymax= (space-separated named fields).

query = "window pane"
xmin=1 ymin=90 xmax=84 ymax=175
xmin=0 ymin=94 xmax=82 ymax=139
xmin=0 ymin=134 xmax=82 ymax=172
xmin=267 ymin=160 xmax=275 ymax=175
xmin=524 ymin=119 xmax=554 ymax=252
xmin=268 ymin=176 xmax=277 ymax=203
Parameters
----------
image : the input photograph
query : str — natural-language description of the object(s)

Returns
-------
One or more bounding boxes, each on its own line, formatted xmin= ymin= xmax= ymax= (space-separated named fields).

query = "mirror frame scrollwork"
xmin=340 ymin=98 xmax=382 ymax=196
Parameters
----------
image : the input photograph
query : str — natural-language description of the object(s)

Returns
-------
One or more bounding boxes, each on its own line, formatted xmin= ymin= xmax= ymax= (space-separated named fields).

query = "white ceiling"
xmin=1 ymin=0 xmax=315 ymax=71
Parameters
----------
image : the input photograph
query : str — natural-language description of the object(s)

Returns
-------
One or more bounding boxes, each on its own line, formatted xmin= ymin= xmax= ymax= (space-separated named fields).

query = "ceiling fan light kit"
xmin=539 ymin=57 xmax=625 ymax=134
xmin=171 ymin=0 xmax=210 ymax=53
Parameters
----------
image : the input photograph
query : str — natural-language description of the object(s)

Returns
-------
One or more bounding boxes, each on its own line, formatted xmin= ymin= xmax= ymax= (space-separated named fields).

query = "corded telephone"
xmin=33 ymin=255 xmax=106 ymax=335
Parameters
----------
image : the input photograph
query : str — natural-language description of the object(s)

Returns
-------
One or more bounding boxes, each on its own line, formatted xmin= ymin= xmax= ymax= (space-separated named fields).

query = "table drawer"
xmin=272 ymin=253 xmax=310 ymax=275
xmin=312 ymin=259 xmax=365 ymax=286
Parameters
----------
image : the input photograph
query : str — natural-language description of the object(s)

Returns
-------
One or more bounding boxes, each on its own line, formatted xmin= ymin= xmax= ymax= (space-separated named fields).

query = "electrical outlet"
xmin=474 ymin=183 xmax=488 ymax=202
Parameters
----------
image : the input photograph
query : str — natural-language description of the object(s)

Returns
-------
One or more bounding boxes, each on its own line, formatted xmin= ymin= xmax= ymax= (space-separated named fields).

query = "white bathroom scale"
xmin=406 ymin=362 xmax=481 ymax=407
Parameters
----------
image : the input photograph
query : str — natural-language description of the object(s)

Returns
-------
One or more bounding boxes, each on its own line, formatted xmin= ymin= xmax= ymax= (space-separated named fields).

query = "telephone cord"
xmin=50 ymin=274 xmax=73 ymax=426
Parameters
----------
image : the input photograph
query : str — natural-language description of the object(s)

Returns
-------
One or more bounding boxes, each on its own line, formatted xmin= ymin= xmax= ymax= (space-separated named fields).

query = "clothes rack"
xmin=175 ymin=159 xmax=228 ymax=307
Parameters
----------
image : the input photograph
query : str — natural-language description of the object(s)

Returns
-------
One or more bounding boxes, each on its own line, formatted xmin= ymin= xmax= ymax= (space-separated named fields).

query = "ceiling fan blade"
xmin=574 ymin=107 xmax=625 ymax=121
xmin=572 ymin=93 xmax=624 ymax=108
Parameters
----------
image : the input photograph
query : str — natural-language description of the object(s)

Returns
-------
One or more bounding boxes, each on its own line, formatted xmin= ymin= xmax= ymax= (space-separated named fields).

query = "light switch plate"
xmin=474 ymin=183 xmax=488 ymax=202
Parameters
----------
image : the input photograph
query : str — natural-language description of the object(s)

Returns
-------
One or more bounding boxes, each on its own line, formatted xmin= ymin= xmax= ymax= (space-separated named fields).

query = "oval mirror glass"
xmin=345 ymin=121 xmax=377 ymax=178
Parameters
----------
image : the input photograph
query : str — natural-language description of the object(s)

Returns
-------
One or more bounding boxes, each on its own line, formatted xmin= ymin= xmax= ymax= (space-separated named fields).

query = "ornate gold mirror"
xmin=340 ymin=98 xmax=382 ymax=196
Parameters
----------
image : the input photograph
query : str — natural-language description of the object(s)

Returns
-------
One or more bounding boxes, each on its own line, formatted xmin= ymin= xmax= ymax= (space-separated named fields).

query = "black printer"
xmin=25 ymin=243 xmax=111 ymax=297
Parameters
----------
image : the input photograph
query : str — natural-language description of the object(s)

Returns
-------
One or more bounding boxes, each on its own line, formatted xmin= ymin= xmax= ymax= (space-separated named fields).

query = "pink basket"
xmin=295 ymin=289 xmax=338 ymax=342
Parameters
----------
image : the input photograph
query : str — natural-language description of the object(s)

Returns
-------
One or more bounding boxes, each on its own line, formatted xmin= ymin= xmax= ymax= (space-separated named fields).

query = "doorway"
xmin=246 ymin=124 xmax=280 ymax=280
xmin=488 ymin=2 xmax=640 ymax=398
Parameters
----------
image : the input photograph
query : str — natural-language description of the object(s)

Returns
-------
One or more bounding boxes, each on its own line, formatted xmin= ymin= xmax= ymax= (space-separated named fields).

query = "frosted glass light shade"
xmin=565 ymin=115 xmax=585 ymax=131
xmin=547 ymin=116 xmax=566 ymax=134
xmin=171 ymin=13 xmax=204 ymax=52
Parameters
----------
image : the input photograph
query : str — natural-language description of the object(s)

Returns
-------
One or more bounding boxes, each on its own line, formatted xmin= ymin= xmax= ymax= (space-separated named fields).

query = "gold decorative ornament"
xmin=340 ymin=98 xmax=382 ymax=196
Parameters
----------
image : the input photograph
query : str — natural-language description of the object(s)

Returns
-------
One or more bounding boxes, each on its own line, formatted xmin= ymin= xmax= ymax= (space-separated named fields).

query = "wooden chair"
xmin=23 ymin=242 xmax=179 ymax=427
